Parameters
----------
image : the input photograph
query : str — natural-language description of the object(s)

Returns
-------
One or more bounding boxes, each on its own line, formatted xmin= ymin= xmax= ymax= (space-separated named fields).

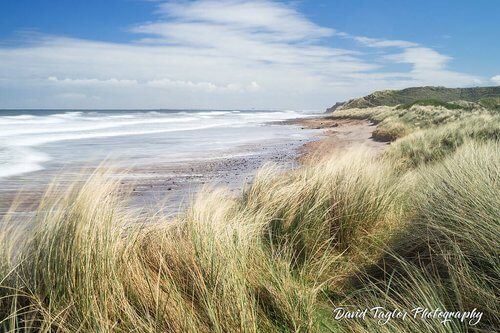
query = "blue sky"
xmin=0 ymin=0 xmax=498 ymax=109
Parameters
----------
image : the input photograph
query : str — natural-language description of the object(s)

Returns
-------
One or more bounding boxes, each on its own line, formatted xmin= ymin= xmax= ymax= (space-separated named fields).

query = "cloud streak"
xmin=353 ymin=36 xmax=418 ymax=48
xmin=0 ymin=0 xmax=485 ymax=109
xmin=491 ymin=75 xmax=500 ymax=85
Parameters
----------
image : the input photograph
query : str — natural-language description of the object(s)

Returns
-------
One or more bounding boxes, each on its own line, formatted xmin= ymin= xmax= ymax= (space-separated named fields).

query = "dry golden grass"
xmin=1 ymin=106 xmax=498 ymax=332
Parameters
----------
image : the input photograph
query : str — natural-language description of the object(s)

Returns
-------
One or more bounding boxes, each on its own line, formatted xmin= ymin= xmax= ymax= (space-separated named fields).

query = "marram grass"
xmin=1 ymin=109 xmax=499 ymax=332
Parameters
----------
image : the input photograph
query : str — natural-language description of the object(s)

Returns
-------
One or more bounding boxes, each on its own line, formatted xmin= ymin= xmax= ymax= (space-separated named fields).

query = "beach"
xmin=0 ymin=111 xmax=382 ymax=217
xmin=125 ymin=117 xmax=385 ymax=214
xmin=0 ymin=109 xmax=318 ymax=216
xmin=288 ymin=117 xmax=388 ymax=161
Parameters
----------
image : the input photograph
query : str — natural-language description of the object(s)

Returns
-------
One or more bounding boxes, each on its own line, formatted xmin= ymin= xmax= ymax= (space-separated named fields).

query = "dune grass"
xmin=1 ymin=150 xmax=401 ymax=332
xmin=337 ymin=141 xmax=500 ymax=332
xmin=395 ymin=99 xmax=464 ymax=111
xmin=332 ymin=103 xmax=499 ymax=169
xmin=385 ymin=113 xmax=500 ymax=170
xmin=1 ymin=106 xmax=499 ymax=331
xmin=331 ymin=86 xmax=500 ymax=110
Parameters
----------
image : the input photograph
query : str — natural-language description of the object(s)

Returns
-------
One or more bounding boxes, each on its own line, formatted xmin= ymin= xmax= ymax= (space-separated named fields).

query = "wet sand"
xmin=0 ymin=137 xmax=308 ymax=217
xmin=114 ymin=117 xmax=386 ymax=214
xmin=1 ymin=116 xmax=384 ymax=218
xmin=124 ymin=140 xmax=305 ymax=215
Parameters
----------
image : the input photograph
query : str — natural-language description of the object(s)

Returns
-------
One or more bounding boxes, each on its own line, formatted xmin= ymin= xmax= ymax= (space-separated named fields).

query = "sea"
xmin=0 ymin=109 xmax=319 ymax=204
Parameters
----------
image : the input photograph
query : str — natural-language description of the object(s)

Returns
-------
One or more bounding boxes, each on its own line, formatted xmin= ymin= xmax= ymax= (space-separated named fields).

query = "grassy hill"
xmin=328 ymin=86 xmax=500 ymax=111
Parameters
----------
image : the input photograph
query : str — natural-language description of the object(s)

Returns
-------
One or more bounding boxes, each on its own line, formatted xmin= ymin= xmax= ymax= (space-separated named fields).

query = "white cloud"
xmin=154 ymin=0 xmax=334 ymax=42
xmin=387 ymin=47 xmax=450 ymax=70
xmin=353 ymin=36 xmax=418 ymax=48
xmin=248 ymin=81 xmax=260 ymax=91
xmin=48 ymin=76 xmax=138 ymax=86
xmin=385 ymin=47 xmax=480 ymax=86
xmin=54 ymin=92 xmax=100 ymax=100
xmin=0 ymin=0 xmax=485 ymax=109
xmin=491 ymin=75 xmax=500 ymax=85
xmin=146 ymin=78 xmax=259 ymax=92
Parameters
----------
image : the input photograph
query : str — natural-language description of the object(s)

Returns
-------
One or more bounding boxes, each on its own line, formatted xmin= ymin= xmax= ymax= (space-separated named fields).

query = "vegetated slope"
xmin=331 ymin=102 xmax=500 ymax=147
xmin=327 ymin=86 xmax=500 ymax=112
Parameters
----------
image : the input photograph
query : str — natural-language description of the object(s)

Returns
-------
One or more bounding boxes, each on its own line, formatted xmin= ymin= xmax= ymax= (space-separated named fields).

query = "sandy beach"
xmin=123 ymin=116 xmax=386 ymax=215
xmin=287 ymin=117 xmax=388 ymax=162
xmin=136 ymin=117 xmax=383 ymax=197
xmin=0 ymin=116 xmax=384 ymax=217
xmin=0 ymin=109 xmax=315 ymax=216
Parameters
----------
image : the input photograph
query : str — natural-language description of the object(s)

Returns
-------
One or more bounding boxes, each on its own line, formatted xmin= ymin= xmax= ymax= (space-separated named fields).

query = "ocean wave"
xmin=196 ymin=111 xmax=232 ymax=116
xmin=0 ymin=109 xmax=309 ymax=179
xmin=0 ymin=145 xmax=50 ymax=178
xmin=9 ymin=121 xmax=242 ymax=147
xmin=0 ymin=116 xmax=198 ymax=137
xmin=53 ymin=111 xmax=84 ymax=118
xmin=3 ymin=114 xmax=36 ymax=120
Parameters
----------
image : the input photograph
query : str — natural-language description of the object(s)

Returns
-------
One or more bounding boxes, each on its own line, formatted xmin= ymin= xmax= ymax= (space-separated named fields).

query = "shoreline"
xmin=0 ymin=131 xmax=309 ymax=217
xmin=0 ymin=116 xmax=383 ymax=217
xmin=124 ymin=138 xmax=306 ymax=215
xmin=125 ymin=116 xmax=386 ymax=214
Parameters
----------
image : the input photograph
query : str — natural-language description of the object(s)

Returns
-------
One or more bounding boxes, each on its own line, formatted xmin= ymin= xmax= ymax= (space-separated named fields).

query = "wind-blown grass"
xmin=1 ymin=149 xmax=403 ymax=332
xmin=338 ymin=141 xmax=500 ymax=333
xmin=332 ymin=103 xmax=500 ymax=168
xmin=385 ymin=113 xmax=500 ymax=169
xmin=1 ymin=107 xmax=499 ymax=331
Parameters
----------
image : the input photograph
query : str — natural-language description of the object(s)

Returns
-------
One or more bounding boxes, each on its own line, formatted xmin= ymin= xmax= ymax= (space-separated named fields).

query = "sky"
xmin=0 ymin=0 xmax=499 ymax=110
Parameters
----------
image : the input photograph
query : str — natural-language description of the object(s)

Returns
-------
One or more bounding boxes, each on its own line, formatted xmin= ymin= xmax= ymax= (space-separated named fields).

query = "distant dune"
xmin=327 ymin=85 xmax=500 ymax=112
